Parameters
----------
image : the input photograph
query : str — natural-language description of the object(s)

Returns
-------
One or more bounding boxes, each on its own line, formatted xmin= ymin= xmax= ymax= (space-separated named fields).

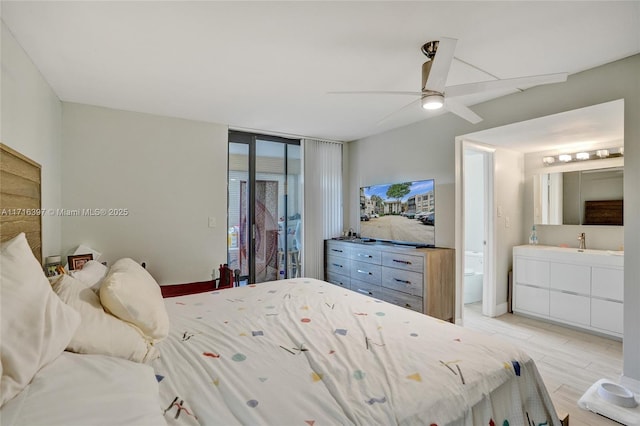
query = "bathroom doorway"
xmin=459 ymin=140 xmax=496 ymax=320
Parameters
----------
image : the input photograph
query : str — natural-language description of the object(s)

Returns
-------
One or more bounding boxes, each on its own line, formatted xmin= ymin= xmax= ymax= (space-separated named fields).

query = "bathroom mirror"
xmin=533 ymin=167 xmax=623 ymax=226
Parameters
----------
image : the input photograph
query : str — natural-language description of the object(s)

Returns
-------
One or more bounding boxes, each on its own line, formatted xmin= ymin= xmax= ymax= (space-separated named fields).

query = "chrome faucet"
xmin=578 ymin=233 xmax=586 ymax=250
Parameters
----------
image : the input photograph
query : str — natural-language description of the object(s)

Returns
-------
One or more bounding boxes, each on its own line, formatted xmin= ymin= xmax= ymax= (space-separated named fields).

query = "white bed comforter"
xmin=153 ymin=278 xmax=560 ymax=426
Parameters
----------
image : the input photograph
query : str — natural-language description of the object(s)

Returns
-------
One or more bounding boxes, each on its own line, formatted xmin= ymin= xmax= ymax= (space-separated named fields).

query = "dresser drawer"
xmin=591 ymin=298 xmax=623 ymax=335
xmin=549 ymin=262 xmax=591 ymax=295
xmin=381 ymin=288 xmax=423 ymax=313
xmin=514 ymin=284 xmax=549 ymax=316
xmin=326 ymin=254 xmax=349 ymax=275
xmin=592 ymin=267 xmax=623 ymax=302
xmin=326 ymin=241 xmax=350 ymax=257
xmin=515 ymin=257 xmax=549 ymax=288
xmin=382 ymin=268 xmax=423 ymax=297
xmin=325 ymin=271 xmax=350 ymax=289
xmin=382 ymin=252 xmax=424 ymax=273
xmin=351 ymin=279 xmax=383 ymax=299
xmin=550 ymin=290 xmax=590 ymax=326
xmin=348 ymin=246 xmax=381 ymax=264
xmin=350 ymin=260 xmax=382 ymax=285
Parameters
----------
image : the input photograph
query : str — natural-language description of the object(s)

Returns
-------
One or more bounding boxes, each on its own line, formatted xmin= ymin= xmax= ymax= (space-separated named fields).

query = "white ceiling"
xmin=2 ymin=1 xmax=639 ymax=143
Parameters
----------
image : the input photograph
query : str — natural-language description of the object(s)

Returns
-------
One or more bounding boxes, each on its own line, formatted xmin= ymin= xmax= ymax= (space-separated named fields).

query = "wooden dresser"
xmin=324 ymin=239 xmax=455 ymax=322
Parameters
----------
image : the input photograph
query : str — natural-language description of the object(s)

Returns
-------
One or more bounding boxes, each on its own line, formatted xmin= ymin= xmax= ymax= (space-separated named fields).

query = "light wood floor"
xmin=463 ymin=303 xmax=623 ymax=425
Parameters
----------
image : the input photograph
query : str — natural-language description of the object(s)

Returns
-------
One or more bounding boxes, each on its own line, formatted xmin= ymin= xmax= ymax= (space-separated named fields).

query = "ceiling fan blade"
xmin=424 ymin=37 xmax=457 ymax=93
xmin=376 ymin=98 xmax=422 ymax=126
xmin=327 ymin=90 xmax=422 ymax=96
xmin=445 ymin=72 xmax=568 ymax=98
xmin=444 ymin=99 xmax=483 ymax=124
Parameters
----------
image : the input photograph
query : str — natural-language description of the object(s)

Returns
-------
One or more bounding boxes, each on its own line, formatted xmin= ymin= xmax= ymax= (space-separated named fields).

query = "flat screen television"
xmin=359 ymin=179 xmax=435 ymax=247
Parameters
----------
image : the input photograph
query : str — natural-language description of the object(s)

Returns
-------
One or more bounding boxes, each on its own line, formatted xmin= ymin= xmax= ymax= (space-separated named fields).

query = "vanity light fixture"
xmin=543 ymin=146 xmax=624 ymax=166
xmin=576 ymin=152 xmax=590 ymax=160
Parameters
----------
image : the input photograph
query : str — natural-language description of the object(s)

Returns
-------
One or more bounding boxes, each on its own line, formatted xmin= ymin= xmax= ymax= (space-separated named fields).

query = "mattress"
xmin=153 ymin=277 xmax=561 ymax=425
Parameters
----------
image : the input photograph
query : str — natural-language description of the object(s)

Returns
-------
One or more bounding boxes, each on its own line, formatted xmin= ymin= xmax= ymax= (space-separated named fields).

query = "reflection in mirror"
xmin=534 ymin=167 xmax=623 ymax=226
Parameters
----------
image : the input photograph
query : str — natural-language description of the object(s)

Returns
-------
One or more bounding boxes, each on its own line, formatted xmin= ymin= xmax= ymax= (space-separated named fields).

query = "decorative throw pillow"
xmin=69 ymin=260 xmax=108 ymax=292
xmin=99 ymin=258 xmax=169 ymax=342
xmin=52 ymin=274 xmax=159 ymax=363
xmin=0 ymin=233 xmax=81 ymax=406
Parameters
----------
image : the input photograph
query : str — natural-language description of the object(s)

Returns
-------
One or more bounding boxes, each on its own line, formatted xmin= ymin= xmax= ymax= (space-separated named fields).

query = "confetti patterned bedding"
xmin=152 ymin=278 xmax=561 ymax=426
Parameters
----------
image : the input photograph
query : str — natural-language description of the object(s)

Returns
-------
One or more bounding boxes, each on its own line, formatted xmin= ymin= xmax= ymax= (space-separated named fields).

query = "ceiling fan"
xmin=330 ymin=38 xmax=568 ymax=124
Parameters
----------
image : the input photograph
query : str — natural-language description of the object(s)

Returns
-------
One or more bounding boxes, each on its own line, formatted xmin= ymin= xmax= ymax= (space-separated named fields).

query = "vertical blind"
xmin=302 ymin=139 xmax=343 ymax=279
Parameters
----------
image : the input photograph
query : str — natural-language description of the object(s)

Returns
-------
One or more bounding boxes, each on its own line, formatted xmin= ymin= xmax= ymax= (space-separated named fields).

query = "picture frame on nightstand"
xmin=68 ymin=253 xmax=93 ymax=270
xmin=45 ymin=262 xmax=61 ymax=277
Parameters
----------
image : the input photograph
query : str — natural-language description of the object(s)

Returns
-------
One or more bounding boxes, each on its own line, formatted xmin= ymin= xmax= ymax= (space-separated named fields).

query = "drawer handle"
xmin=357 ymin=269 xmax=372 ymax=275
xmin=557 ymin=289 xmax=581 ymax=296
xmin=331 ymin=249 xmax=343 ymax=253
xmin=394 ymin=278 xmax=411 ymax=284
xmin=331 ymin=263 xmax=343 ymax=268
xmin=594 ymin=296 xmax=623 ymax=303
xmin=393 ymin=259 xmax=412 ymax=265
xmin=357 ymin=288 xmax=373 ymax=296
xmin=358 ymin=253 xmax=373 ymax=258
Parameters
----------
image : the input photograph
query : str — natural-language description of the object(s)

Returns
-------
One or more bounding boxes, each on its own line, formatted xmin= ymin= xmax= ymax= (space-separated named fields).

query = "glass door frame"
xmin=228 ymin=130 xmax=301 ymax=284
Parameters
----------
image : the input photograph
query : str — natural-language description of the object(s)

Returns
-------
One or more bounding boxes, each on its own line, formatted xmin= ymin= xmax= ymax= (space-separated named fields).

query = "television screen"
xmin=359 ymin=179 xmax=435 ymax=247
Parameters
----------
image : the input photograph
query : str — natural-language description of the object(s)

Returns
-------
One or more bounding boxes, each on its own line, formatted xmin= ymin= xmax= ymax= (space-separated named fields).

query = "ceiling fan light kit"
xmin=421 ymin=93 xmax=444 ymax=110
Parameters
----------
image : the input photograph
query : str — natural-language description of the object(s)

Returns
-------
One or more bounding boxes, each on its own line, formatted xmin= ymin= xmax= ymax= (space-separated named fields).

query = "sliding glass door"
xmin=228 ymin=131 xmax=302 ymax=284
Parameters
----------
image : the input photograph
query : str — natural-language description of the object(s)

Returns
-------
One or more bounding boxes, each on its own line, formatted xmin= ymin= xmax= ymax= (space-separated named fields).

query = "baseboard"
xmin=494 ymin=302 xmax=508 ymax=317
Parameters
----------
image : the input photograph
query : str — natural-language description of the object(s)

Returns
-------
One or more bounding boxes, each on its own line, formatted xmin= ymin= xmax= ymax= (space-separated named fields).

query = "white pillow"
xmin=69 ymin=260 xmax=108 ymax=292
xmin=0 ymin=352 xmax=166 ymax=426
xmin=99 ymin=258 xmax=169 ymax=342
xmin=52 ymin=274 xmax=159 ymax=363
xmin=0 ymin=233 xmax=81 ymax=406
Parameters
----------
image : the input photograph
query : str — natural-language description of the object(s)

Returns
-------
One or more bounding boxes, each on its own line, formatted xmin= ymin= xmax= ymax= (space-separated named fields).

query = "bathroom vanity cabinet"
xmin=513 ymin=245 xmax=624 ymax=338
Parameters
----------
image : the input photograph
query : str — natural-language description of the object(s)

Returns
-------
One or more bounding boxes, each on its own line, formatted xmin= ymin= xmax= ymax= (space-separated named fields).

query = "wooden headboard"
xmin=0 ymin=143 xmax=43 ymax=263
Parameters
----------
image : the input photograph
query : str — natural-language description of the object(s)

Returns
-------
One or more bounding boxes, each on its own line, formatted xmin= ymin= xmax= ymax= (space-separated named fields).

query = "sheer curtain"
xmin=302 ymin=139 xmax=343 ymax=279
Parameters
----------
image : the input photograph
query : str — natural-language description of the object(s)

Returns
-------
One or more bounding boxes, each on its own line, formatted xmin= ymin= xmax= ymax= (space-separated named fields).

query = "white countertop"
xmin=514 ymin=245 xmax=624 ymax=267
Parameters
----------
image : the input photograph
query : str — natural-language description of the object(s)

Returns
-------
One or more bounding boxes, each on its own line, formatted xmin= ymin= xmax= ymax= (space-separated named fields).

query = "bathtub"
xmin=464 ymin=251 xmax=484 ymax=304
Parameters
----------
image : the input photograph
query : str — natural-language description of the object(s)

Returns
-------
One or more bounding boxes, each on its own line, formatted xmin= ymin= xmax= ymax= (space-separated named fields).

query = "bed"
xmin=152 ymin=278 xmax=562 ymax=426
xmin=1 ymin=243 xmax=565 ymax=426
xmin=1 ymin=144 xmax=565 ymax=426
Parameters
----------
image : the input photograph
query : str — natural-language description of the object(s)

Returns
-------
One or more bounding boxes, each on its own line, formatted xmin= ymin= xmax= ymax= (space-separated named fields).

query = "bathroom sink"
xmin=514 ymin=245 xmax=624 ymax=266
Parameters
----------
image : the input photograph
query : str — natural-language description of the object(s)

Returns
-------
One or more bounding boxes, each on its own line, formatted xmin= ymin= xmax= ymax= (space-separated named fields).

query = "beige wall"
xmin=346 ymin=120 xmax=457 ymax=248
xmin=61 ymin=103 xmax=228 ymax=285
xmin=1 ymin=22 xmax=63 ymax=258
